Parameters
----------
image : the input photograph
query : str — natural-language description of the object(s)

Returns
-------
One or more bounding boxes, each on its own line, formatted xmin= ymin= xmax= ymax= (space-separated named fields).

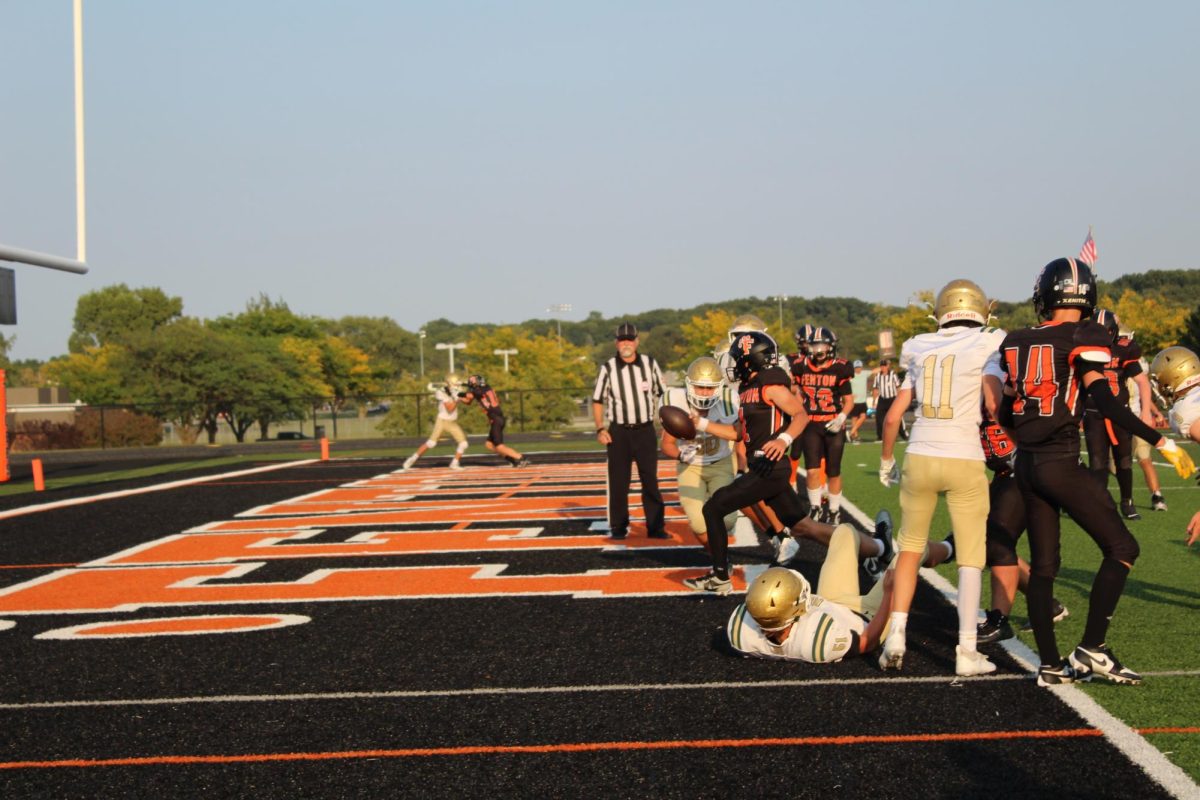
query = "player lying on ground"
xmin=727 ymin=514 xmax=954 ymax=665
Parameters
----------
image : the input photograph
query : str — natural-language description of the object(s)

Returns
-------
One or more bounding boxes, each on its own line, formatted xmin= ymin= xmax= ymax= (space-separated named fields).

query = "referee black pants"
xmin=606 ymin=424 xmax=664 ymax=535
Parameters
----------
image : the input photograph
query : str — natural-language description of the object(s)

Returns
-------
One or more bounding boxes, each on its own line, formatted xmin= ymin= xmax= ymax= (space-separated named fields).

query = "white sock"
xmin=888 ymin=611 xmax=908 ymax=635
xmin=828 ymin=492 xmax=843 ymax=512
xmin=807 ymin=489 xmax=823 ymax=508
xmin=957 ymin=566 xmax=982 ymax=652
xmin=870 ymin=538 xmax=885 ymax=558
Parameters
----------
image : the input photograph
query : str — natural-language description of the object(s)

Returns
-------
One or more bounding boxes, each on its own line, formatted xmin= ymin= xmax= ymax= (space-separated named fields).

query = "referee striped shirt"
xmin=593 ymin=354 xmax=665 ymax=425
xmin=876 ymin=370 xmax=900 ymax=399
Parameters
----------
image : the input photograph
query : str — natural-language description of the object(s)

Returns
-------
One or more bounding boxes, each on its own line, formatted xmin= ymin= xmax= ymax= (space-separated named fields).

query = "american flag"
xmin=1078 ymin=229 xmax=1097 ymax=265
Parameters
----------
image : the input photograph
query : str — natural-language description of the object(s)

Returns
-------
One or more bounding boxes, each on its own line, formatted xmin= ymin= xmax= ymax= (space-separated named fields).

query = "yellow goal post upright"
xmin=0 ymin=0 xmax=92 ymax=481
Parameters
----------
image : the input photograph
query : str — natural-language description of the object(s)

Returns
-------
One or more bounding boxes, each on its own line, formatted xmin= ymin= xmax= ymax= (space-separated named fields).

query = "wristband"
xmin=777 ymin=432 xmax=794 ymax=447
xmin=596 ymin=428 xmax=606 ymax=435
xmin=696 ymin=417 xmax=711 ymax=433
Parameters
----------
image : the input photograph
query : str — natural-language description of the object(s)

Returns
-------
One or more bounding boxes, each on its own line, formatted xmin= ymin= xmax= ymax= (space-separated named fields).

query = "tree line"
xmin=3 ymin=270 xmax=1198 ymax=444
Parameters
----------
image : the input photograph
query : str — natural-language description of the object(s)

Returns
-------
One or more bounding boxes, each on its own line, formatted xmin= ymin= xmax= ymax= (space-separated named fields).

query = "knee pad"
xmin=456 ymin=441 xmax=469 ymax=454
xmin=424 ymin=439 xmax=438 ymax=449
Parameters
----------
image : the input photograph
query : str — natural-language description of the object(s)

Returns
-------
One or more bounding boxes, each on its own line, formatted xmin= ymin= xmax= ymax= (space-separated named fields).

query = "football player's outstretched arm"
xmin=859 ymin=569 xmax=895 ymax=654
xmin=760 ymin=384 xmax=808 ymax=461
xmin=1082 ymin=370 xmax=1196 ymax=478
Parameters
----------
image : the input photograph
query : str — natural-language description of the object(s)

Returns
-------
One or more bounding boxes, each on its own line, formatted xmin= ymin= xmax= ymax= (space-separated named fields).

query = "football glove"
xmin=825 ymin=412 xmax=847 ymax=433
xmin=879 ymin=456 xmax=899 ymax=487
xmin=677 ymin=442 xmax=699 ymax=464
xmin=1156 ymin=437 xmax=1197 ymax=479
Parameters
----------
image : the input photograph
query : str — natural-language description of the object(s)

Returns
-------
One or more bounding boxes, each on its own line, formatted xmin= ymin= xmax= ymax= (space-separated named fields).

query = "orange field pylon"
xmin=32 ymin=458 xmax=45 ymax=491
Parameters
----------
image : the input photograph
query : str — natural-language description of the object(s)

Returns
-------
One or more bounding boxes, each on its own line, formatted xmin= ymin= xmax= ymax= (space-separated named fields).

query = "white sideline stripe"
xmin=838 ymin=498 xmax=1200 ymax=799
xmin=0 ymin=460 xmax=320 ymax=521
xmin=0 ymin=674 xmax=1031 ymax=710
xmin=3 ymin=669 xmax=1198 ymax=712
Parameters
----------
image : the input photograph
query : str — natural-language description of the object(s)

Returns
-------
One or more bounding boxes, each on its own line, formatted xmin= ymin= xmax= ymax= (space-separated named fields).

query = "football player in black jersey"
xmin=791 ymin=327 xmax=855 ymax=523
xmin=458 ymin=375 xmax=530 ymax=468
xmin=682 ymin=331 xmax=811 ymax=594
xmin=994 ymin=258 xmax=1195 ymax=686
xmin=1082 ymin=310 xmax=1151 ymax=519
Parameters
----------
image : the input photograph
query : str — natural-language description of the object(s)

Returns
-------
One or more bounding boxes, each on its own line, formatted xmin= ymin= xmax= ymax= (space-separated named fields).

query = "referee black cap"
xmin=615 ymin=322 xmax=638 ymax=340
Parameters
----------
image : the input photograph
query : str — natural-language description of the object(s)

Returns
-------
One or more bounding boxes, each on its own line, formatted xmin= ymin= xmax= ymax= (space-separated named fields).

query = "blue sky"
xmin=2 ymin=1 xmax=1197 ymax=361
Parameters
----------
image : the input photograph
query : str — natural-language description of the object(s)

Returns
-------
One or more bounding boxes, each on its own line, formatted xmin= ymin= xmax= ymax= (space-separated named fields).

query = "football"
xmin=659 ymin=405 xmax=697 ymax=439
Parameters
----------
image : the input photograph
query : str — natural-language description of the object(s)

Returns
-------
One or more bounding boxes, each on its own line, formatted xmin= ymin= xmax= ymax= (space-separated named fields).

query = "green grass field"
xmin=837 ymin=438 xmax=1200 ymax=781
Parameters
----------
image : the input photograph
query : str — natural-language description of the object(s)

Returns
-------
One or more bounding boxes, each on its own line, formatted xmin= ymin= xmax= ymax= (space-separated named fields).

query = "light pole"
xmin=435 ymin=342 xmax=466 ymax=374
xmin=418 ymin=329 xmax=426 ymax=376
xmin=493 ymin=348 xmax=518 ymax=372
xmin=547 ymin=303 xmax=572 ymax=345
xmin=772 ymin=294 xmax=788 ymax=337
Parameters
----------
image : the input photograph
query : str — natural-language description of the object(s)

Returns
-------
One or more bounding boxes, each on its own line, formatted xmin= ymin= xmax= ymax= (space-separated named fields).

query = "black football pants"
xmin=1015 ymin=450 xmax=1139 ymax=665
xmin=702 ymin=463 xmax=807 ymax=575
xmin=605 ymin=423 xmax=664 ymax=536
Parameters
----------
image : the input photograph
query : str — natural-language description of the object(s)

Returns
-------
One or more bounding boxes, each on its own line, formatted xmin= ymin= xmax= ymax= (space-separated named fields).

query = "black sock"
xmin=1082 ymin=558 xmax=1130 ymax=649
xmin=1116 ymin=469 xmax=1133 ymax=504
xmin=1027 ymin=574 xmax=1059 ymax=665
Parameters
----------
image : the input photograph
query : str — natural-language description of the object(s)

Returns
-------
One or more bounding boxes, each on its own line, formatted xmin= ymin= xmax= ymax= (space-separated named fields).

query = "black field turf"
xmin=0 ymin=458 xmax=1181 ymax=798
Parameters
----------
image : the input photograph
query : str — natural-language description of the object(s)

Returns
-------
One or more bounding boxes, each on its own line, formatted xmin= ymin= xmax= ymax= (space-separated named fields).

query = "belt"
xmin=614 ymin=422 xmax=651 ymax=429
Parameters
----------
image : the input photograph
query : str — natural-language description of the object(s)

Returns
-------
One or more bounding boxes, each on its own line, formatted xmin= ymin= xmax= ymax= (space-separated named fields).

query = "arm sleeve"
xmin=1087 ymin=380 xmax=1162 ymax=444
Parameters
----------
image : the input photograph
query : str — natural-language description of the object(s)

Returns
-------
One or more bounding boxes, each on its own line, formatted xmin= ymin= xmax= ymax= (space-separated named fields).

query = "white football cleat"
xmin=449 ymin=460 xmax=464 ymax=471
xmin=955 ymin=646 xmax=997 ymax=677
xmin=773 ymin=534 xmax=801 ymax=566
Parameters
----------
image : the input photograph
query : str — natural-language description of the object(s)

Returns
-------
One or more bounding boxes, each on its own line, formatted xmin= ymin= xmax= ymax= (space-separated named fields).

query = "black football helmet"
xmin=726 ymin=331 xmax=778 ymax=383
xmin=467 ymin=374 xmax=487 ymax=387
xmin=1092 ymin=309 xmax=1120 ymax=343
xmin=794 ymin=324 xmax=816 ymax=355
xmin=1033 ymin=257 xmax=1098 ymax=320
xmin=807 ymin=326 xmax=838 ymax=363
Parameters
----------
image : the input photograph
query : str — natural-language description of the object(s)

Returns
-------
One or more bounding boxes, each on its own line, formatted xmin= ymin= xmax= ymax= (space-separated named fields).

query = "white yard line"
xmin=0 ymin=461 xmax=319 ymax=521
xmin=837 ymin=495 xmax=1200 ymax=799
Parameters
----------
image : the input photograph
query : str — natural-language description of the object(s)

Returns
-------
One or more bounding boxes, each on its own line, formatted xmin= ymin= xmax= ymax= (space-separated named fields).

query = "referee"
xmin=874 ymin=358 xmax=903 ymax=442
xmin=593 ymin=322 xmax=667 ymax=539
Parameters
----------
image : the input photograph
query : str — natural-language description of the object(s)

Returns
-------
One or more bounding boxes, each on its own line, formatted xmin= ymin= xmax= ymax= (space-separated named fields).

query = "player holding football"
xmin=403 ymin=374 xmax=469 ymax=471
xmin=660 ymin=357 xmax=741 ymax=550
xmin=458 ymin=374 xmax=530 ymax=468
xmin=879 ymin=279 xmax=1007 ymax=677
xmin=682 ymin=331 xmax=810 ymax=594
xmin=791 ymin=327 xmax=855 ymax=523
xmin=994 ymin=258 xmax=1194 ymax=687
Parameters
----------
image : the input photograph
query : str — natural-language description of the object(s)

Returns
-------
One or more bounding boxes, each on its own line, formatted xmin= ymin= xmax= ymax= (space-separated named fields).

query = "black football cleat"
xmin=977 ymin=609 xmax=1014 ymax=645
xmin=1068 ymin=644 xmax=1142 ymax=685
xmin=1036 ymin=659 xmax=1079 ymax=687
xmin=1120 ymin=500 xmax=1141 ymax=520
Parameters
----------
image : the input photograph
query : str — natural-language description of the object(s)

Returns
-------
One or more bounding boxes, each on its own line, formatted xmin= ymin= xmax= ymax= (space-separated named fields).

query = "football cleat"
xmin=955 ymin=646 xmax=997 ymax=677
xmin=1151 ymin=493 xmax=1167 ymax=511
xmin=449 ymin=460 xmax=464 ymax=471
xmin=514 ymin=457 xmax=532 ymax=468
xmin=1033 ymin=257 xmax=1098 ymax=320
xmin=745 ymin=567 xmax=809 ymax=628
xmin=1149 ymin=346 xmax=1200 ymax=403
xmin=934 ymin=279 xmax=992 ymax=328
xmin=977 ymin=609 xmax=1014 ymax=644
xmin=1020 ymin=599 xmax=1069 ymax=632
xmin=879 ymin=628 xmax=905 ymax=671
xmin=1120 ymin=500 xmax=1141 ymax=520
xmin=1036 ymin=659 xmax=1079 ymax=687
xmin=773 ymin=534 xmax=802 ymax=567
xmin=1068 ymin=644 xmax=1142 ymax=685
xmin=402 ymin=455 xmax=417 ymax=471
xmin=683 ymin=571 xmax=733 ymax=596
xmin=864 ymin=509 xmax=894 ymax=579
xmin=685 ymin=356 xmax=725 ymax=410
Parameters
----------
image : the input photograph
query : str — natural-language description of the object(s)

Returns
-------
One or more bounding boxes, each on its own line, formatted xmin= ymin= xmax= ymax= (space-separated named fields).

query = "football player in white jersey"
xmin=727 ymin=517 xmax=954 ymax=664
xmin=660 ymin=357 xmax=742 ymax=550
xmin=1150 ymin=346 xmax=1200 ymax=546
xmin=403 ymin=374 xmax=469 ymax=471
xmin=879 ymin=279 xmax=1006 ymax=677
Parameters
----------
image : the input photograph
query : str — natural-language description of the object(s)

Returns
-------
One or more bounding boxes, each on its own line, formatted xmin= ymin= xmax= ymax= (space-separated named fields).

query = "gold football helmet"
xmin=728 ymin=313 xmax=770 ymax=344
xmin=685 ymin=356 xmax=724 ymax=410
xmin=1150 ymin=347 xmax=1200 ymax=402
xmin=445 ymin=373 xmax=463 ymax=393
xmin=934 ymin=279 xmax=992 ymax=327
xmin=745 ymin=566 xmax=810 ymax=632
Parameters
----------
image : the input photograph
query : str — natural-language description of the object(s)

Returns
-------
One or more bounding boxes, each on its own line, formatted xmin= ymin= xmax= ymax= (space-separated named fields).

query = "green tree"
xmin=68 ymin=284 xmax=183 ymax=353
xmin=673 ymin=309 xmax=735 ymax=368
xmin=322 ymin=315 xmax=418 ymax=381
xmin=1099 ymin=288 xmax=1188 ymax=354
xmin=1180 ymin=305 xmax=1200 ymax=354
